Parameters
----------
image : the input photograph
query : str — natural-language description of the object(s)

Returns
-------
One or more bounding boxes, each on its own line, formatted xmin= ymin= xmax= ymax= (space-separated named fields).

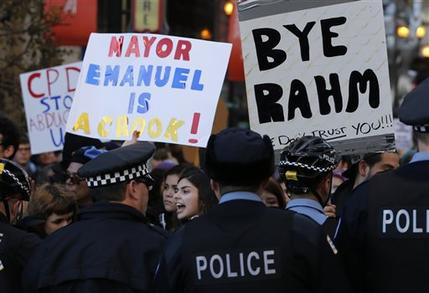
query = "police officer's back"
xmin=155 ymin=128 xmax=351 ymax=293
xmin=23 ymin=143 xmax=166 ymax=293
xmin=335 ymin=78 xmax=429 ymax=293
xmin=0 ymin=159 xmax=40 ymax=293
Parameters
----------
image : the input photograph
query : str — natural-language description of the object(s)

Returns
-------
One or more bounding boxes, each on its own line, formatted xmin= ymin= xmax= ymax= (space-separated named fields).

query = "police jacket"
xmin=0 ymin=213 xmax=40 ymax=293
xmin=23 ymin=202 xmax=167 ymax=293
xmin=335 ymin=159 xmax=429 ymax=293
xmin=155 ymin=192 xmax=351 ymax=293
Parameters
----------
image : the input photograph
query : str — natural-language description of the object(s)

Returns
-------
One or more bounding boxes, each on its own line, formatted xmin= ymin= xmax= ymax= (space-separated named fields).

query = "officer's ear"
xmin=358 ymin=160 xmax=370 ymax=178
xmin=210 ymin=180 xmax=221 ymax=200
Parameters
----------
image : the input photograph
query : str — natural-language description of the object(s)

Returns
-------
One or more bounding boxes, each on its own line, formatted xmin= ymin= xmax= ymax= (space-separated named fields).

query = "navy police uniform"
xmin=155 ymin=128 xmax=351 ymax=293
xmin=0 ymin=159 xmax=40 ymax=293
xmin=23 ymin=143 xmax=167 ymax=293
xmin=335 ymin=78 xmax=429 ymax=293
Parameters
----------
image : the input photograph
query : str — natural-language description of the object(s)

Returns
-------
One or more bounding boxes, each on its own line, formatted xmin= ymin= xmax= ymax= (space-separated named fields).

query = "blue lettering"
xmin=119 ymin=65 xmax=135 ymax=86
xmin=191 ymin=70 xmax=204 ymax=91
xmin=51 ymin=95 xmax=61 ymax=110
xmin=172 ymin=67 xmax=190 ymax=89
xmin=50 ymin=127 xmax=64 ymax=147
xmin=40 ymin=97 xmax=50 ymax=113
xmin=155 ymin=66 xmax=171 ymax=87
xmin=86 ymin=64 xmax=100 ymax=85
xmin=137 ymin=93 xmax=151 ymax=114
xmin=63 ymin=95 xmax=73 ymax=110
xmin=104 ymin=65 xmax=120 ymax=86
xmin=137 ymin=65 xmax=153 ymax=86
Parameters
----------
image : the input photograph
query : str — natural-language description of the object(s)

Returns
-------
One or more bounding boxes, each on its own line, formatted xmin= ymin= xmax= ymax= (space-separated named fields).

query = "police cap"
xmin=0 ymin=159 xmax=31 ymax=200
xmin=205 ymin=128 xmax=274 ymax=186
xmin=399 ymin=78 xmax=429 ymax=133
xmin=78 ymin=143 xmax=155 ymax=188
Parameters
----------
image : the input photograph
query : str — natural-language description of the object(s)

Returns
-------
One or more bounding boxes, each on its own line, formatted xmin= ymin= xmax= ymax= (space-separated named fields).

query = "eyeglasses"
xmin=65 ymin=172 xmax=83 ymax=185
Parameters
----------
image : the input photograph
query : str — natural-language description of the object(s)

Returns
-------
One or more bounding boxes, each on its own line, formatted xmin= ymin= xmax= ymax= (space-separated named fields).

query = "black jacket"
xmin=335 ymin=161 xmax=429 ymax=293
xmin=155 ymin=198 xmax=351 ymax=293
xmin=23 ymin=202 xmax=167 ymax=293
xmin=0 ymin=213 xmax=40 ymax=293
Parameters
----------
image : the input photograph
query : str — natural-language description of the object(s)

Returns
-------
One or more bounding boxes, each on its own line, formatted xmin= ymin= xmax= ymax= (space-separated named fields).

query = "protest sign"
xmin=393 ymin=119 xmax=413 ymax=152
xmin=238 ymin=0 xmax=395 ymax=154
xmin=66 ymin=33 xmax=231 ymax=147
xmin=20 ymin=62 xmax=81 ymax=154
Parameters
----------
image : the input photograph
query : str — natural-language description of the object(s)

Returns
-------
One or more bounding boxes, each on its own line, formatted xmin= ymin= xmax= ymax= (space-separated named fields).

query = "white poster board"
xmin=66 ymin=33 xmax=231 ymax=147
xmin=19 ymin=62 xmax=82 ymax=154
xmin=238 ymin=0 xmax=395 ymax=154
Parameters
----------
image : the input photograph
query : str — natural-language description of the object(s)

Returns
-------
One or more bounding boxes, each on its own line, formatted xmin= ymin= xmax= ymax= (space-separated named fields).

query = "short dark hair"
xmin=90 ymin=182 xmax=127 ymax=202
xmin=0 ymin=114 xmax=20 ymax=158
xmin=415 ymin=132 xmax=429 ymax=145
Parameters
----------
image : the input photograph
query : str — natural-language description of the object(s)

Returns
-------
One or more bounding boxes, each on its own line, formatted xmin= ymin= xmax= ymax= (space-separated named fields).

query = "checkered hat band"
xmin=87 ymin=163 xmax=151 ymax=188
xmin=413 ymin=125 xmax=429 ymax=133
xmin=2 ymin=169 xmax=31 ymax=197
xmin=279 ymin=160 xmax=336 ymax=173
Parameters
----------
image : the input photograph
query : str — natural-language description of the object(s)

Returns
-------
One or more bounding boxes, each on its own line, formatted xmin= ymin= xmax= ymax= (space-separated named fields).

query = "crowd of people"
xmin=0 ymin=77 xmax=428 ymax=293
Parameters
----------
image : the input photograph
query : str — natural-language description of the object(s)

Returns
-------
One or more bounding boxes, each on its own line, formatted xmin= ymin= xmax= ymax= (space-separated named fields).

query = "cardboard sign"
xmin=393 ymin=119 xmax=413 ymax=151
xmin=238 ymin=0 xmax=395 ymax=154
xmin=20 ymin=62 xmax=82 ymax=154
xmin=66 ymin=33 xmax=231 ymax=147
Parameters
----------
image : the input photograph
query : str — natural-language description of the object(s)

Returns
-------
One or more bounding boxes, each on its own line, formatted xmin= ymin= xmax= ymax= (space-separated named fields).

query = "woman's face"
xmin=261 ymin=191 xmax=280 ymax=208
xmin=162 ymin=174 xmax=180 ymax=212
xmin=174 ymin=178 xmax=200 ymax=220
xmin=44 ymin=212 xmax=73 ymax=235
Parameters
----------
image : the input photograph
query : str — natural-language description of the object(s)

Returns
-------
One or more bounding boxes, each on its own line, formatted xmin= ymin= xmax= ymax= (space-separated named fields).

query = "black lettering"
xmin=255 ymin=83 xmax=285 ymax=123
xmin=283 ymin=22 xmax=316 ymax=61
xmin=315 ymin=74 xmax=343 ymax=115
xmin=288 ymin=79 xmax=312 ymax=120
xmin=252 ymin=28 xmax=287 ymax=71
xmin=321 ymin=17 xmax=348 ymax=57
xmin=346 ymin=69 xmax=380 ymax=113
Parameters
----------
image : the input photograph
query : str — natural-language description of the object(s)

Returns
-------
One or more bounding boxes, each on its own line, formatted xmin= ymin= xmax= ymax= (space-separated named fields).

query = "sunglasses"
xmin=65 ymin=172 xmax=83 ymax=184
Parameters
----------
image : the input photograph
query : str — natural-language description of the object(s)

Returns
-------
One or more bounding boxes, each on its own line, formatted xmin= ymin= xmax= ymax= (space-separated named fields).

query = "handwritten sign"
xmin=238 ymin=0 xmax=395 ymax=154
xmin=66 ymin=33 xmax=231 ymax=147
xmin=19 ymin=62 xmax=81 ymax=154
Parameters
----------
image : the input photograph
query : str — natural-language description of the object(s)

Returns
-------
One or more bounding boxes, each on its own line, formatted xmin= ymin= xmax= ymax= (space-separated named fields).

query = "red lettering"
xmin=125 ymin=35 xmax=141 ymax=57
xmin=175 ymin=40 xmax=192 ymax=61
xmin=65 ymin=66 xmax=80 ymax=92
xmin=47 ymin=69 xmax=59 ymax=97
xmin=27 ymin=73 xmax=44 ymax=98
xmin=156 ymin=38 xmax=174 ymax=58
xmin=142 ymin=36 xmax=157 ymax=57
xmin=108 ymin=36 xmax=124 ymax=57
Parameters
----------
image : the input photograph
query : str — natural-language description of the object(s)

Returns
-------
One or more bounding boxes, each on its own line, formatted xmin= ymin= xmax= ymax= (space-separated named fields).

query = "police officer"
xmin=0 ymin=159 xmax=40 ymax=293
xmin=23 ymin=143 xmax=166 ymax=293
xmin=278 ymin=136 xmax=337 ymax=226
xmin=155 ymin=128 xmax=351 ymax=293
xmin=335 ymin=78 xmax=429 ymax=292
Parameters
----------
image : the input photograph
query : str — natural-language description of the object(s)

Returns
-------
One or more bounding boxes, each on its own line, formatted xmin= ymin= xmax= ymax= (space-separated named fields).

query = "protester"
xmin=155 ymin=128 xmax=351 ymax=293
xmin=332 ymin=151 xmax=399 ymax=218
xmin=13 ymin=135 xmax=37 ymax=178
xmin=174 ymin=165 xmax=218 ymax=221
xmin=0 ymin=113 xmax=20 ymax=160
xmin=0 ymin=159 xmax=40 ymax=293
xmin=157 ymin=164 xmax=186 ymax=231
xmin=21 ymin=183 xmax=77 ymax=238
xmin=335 ymin=78 xmax=429 ymax=292
xmin=23 ymin=143 xmax=167 ymax=293
xmin=261 ymin=177 xmax=286 ymax=208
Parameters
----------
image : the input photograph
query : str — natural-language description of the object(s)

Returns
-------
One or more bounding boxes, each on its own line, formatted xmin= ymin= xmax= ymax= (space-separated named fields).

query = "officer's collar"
xmin=78 ymin=202 xmax=147 ymax=222
xmin=219 ymin=191 xmax=262 ymax=204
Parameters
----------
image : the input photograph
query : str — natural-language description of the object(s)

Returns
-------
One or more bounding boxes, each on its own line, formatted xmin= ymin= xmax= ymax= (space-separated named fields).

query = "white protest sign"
xmin=393 ymin=119 xmax=413 ymax=151
xmin=19 ymin=62 xmax=82 ymax=154
xmin=238 ymin=0 xmax=395 ymax=154
xmin=66 ymin=33 xmax=231 ymax=147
